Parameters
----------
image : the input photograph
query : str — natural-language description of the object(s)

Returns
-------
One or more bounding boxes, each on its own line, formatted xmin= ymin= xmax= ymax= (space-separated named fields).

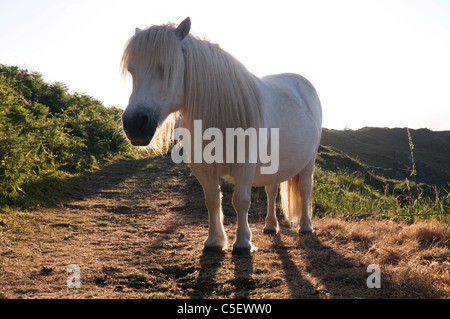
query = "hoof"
xmin=232 ymin=246 xmax=257 ymax=256
xmin=202 ymin=246 xmax=225 ymax=254
xmin=232 ymin=248 xmax=251 ymax=256
xmin=262 ymin=228 xmax=277 ymax=235
xmin=299 ymin=229 xmax=314 ymax=236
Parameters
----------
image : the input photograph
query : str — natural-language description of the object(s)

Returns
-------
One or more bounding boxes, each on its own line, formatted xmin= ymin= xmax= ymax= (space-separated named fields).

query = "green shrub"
xmin=0 ymin=64 xmax=132 ymax=202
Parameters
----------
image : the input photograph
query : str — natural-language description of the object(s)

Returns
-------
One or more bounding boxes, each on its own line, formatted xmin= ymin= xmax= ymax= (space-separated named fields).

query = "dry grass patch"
xmin=1 ymin=157 xmax=449 ymax=299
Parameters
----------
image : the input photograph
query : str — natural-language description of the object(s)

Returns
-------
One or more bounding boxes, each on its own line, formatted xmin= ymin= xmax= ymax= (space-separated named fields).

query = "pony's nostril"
xmin=137 ymin=114 xmax=148 ymax=130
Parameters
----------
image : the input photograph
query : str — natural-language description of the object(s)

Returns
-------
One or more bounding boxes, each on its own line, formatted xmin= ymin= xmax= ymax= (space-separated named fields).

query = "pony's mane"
xmin=181 ymin=31 xmax=262 ymax=133
xmin=121 ymin=22 xmax=262 ymax=155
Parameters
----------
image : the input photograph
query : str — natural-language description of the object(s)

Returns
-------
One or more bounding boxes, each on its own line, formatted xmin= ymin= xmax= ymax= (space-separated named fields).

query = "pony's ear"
xmin=175 ymin=17 xmax=191 ymax=40
xmin=135 ymin=28 xmax=142 ymax=35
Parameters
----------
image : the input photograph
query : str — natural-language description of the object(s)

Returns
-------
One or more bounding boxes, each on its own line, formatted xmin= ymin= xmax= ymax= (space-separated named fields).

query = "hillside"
xmin=320 ymin=127 xmax=450 ymax=189
xmin=1 ymin=64 xmax=448 ymax=221
xmin=1 ymin=65 xmax=449 ymax=300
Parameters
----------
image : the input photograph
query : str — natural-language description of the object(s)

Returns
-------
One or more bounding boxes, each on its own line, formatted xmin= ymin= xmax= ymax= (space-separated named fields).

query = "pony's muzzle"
xmin=122 ymin=109 xmax=159 ymax=146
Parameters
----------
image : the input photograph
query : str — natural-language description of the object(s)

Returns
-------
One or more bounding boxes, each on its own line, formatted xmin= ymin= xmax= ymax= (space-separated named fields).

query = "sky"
xmin=1 ymin=0 xmax=450 ymax=131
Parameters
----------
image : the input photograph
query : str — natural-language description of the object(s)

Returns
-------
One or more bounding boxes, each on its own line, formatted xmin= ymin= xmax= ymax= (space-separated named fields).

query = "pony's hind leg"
xmin=297 ymin=159 xmax=315 ymax=234
xmin=263 ymin=184 xmax=279 ymax=234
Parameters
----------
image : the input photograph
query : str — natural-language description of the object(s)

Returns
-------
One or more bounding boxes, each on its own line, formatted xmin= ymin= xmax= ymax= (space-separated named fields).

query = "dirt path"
xmin=0 ymin=156 xmax=449 ymax=299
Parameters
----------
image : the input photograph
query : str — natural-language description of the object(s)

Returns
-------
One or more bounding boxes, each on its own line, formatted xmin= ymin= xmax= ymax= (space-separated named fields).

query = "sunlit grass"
xmin=313 ymin=166 xmax=450 ymax=223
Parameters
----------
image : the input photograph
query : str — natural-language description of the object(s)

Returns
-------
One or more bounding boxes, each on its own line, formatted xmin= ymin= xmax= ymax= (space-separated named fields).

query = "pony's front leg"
xmin=203 ymin=182 xmax=228 ymax=252
xmin=232 ymin=185 xmax=254 ymax=255
xmin=190 ymin=164 xmax=228 ymax=252
xmin=231 ymin=165 xmax=256 ymax=255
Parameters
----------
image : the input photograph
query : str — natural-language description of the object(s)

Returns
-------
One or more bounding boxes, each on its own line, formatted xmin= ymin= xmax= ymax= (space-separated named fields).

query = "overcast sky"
xmin=1 ymin=0 xmax=450 ymax=130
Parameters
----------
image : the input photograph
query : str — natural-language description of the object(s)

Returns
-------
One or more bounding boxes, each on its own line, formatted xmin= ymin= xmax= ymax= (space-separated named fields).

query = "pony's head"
xmin=121 ymin=17 xmax=190 ymax=146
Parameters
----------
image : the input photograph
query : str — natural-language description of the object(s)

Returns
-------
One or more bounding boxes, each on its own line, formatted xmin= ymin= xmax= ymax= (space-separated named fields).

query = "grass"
xmin=313 ymin=166 xmax=450 ymax=223
xmin=1 ymin=154 xmax=449 ymax=299
xmin=311 ymin=142 xmax=450 ymax=223
xmin=246 ymin=145 xmax=450 ymax=224
xmin=0 ymin=207 xmax=36 ymax=234
xmin=2 ymin=147 xmax=449 ymax=240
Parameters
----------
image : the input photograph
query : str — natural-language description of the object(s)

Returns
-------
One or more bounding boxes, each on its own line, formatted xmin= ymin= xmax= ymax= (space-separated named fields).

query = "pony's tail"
xmin=279 ymin=174 xmax=302 ymax=225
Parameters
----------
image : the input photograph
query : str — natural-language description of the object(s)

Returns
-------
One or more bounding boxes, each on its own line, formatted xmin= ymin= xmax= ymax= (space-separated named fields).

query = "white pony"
xmin=121 ymin=17 xmax=322 ymax=255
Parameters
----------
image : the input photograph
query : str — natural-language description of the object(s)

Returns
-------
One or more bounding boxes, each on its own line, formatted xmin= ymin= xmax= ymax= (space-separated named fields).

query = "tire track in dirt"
xmin=0 ymin=156 xmax=448 ymax=298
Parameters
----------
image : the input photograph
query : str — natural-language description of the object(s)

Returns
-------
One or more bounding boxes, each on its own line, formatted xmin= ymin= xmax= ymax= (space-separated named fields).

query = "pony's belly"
xmin=220 ymin=160 xmax=307 ymax=187
xmin=251 ymin=156 xmax=311 ymax=187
